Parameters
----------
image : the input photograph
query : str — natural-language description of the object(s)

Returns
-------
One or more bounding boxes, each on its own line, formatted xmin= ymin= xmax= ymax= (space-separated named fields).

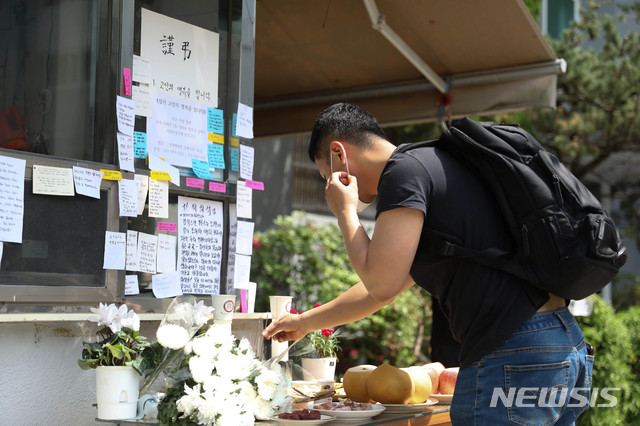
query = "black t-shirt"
xmin=376 ymin=143 xmax=548 ymax=367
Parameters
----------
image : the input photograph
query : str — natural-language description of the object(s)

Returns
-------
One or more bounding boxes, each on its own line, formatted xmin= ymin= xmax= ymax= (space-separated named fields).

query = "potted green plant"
xmin=293 ymin=304 xmax=342 ymax=381
xmin=78 ymin=303 xmax=150 ymax=420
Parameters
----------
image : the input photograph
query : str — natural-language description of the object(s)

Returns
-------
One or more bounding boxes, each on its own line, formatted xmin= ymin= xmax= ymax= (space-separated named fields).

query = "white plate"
xmin=271 ymin=414 xmax=336 ymax=425
xmin=379 ymin=398 xmax=439 ymax=413
xmin=313 ymin=405 xmax=386 ymax=421
xmin=430 ymin=393 xmax=453 ymax=404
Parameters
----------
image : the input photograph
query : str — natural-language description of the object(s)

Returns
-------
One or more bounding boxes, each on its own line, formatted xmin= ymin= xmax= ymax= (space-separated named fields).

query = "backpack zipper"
xmin=553 ymin=174 xmax=564 ymax=206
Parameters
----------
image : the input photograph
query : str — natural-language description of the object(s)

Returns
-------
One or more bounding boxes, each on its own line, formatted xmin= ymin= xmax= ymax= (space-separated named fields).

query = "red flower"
xmin=321 ymin=328 xmax=334 ymax=337
xmin=252 ymin=237 xmax=262 ymax=250
xmin=290 ymin=308 xmax=301 ymax=315
xmin=350 ymin=349 xmax=358 ymax=358
xmin=313 ymin=303 xmax=322 ymax=309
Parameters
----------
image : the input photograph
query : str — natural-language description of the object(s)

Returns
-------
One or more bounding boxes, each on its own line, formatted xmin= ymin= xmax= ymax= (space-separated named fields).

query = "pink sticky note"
xmin=158 ymin=222 xmax=178 ymax=232
xmin=123 ymin=68 xmax=132 ymax=96
xmin=209 ymin=182 xmax=226 ymax=193
xmin=240 ymin=289 xmax=248 ymax=313
xmin=245 ymin=180 xmax=264 ymax=190
xmin=187 ymin=177 xmax=205 ymax=189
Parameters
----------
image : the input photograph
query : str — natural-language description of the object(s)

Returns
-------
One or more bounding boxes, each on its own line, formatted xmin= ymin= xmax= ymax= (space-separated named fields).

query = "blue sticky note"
xmin=230 ymin=147 xmax=239 ymax=172
xmin=208 ymin=144 xmax=226 ymax=169
xmin=133 ymin=131 xmax=147 ymax=159
xmin=191 ymin=158 xmax=213 ymax=180
xmin=207 ymin=108 xmax=224 ymax=134
xmin=232 ymin=112 xmax=238 ymax=138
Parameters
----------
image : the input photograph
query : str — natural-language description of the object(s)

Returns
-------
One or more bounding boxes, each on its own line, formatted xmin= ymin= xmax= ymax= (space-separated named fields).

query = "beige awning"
xmin=254 ymin=0 xmax=563 ymax=138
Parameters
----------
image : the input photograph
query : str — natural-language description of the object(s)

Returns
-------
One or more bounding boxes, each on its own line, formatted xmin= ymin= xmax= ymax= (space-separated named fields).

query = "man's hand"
xmin=262 ymin=312 xmax=309 ymax=342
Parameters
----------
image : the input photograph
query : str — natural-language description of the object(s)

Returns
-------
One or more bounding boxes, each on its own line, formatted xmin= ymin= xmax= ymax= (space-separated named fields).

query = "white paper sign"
xmin=138 ymin=232 xmax=158 ymax=274
xmin=148 ymin=178 xmax=169 ymax=218
xmin=236 ymin=103 xmax=254 ymax=139
xmin=152 ymin=271 xmax=183 ymax=298
xmin=33 ymin=165 xmax=75 ymax=196
xmin=125 ymin=275 xmax=140 ymax=295
xmin=233 ymin=253 xmax=251 ymax=289
xmin=235 ymin=220 xmax=254 ymax=256
xmin=132 ymin=84 xmax=153 ymax=118
xmin=236 ymin=181 xmax=252 ymax=219
xmin=239 ymin=144 xmax=254 ymax=181
xmin=0 ymin=155 xmax=26 ymax=243
xmin=157 ymin=233 xmax=177 ymax=273
xmin=72 ymin=166 xmax=103 ymax=199
xmin=103 ymin=231 xmax=127 ymax=270
xmin=116 ymin=95 xmax=135 ymax=136
xmin=147 ymin=94 xmax=209 ymax=168
xmin=226 ymin=204 xmax=237 ymax=292
xmin=178 ymin=196 xmax=224 ymax=294
xmin=132 ymin=55 xmax=152 ymax=85
xmin=118 ymin=179 xmax=138 ymax=217
xmin=117 ymin=132 xmax=135 ymax=172
xmin=135 ymin=174 xmax=149 ymax=215
xmin=126 ymin=230 xmax=139 ymax=271
xmin=141 ymin=9 xmax=219 ymax=108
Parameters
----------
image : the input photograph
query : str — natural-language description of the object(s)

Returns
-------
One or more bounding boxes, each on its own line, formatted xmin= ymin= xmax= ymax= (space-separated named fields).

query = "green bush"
xmin=576 ymin=296 xmax=637 ymax=425
xmin=251 ymin=212 xmax=432 ymax=375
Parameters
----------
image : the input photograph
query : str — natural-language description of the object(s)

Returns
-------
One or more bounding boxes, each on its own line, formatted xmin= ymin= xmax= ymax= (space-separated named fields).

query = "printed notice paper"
xmin=125 ymin=275 xmax=140 ymax=296
xmin=239 ymin=144 xmax=254 ymax=181
xmin=73 ymin=166 xmax=103 ymax=199
xmin=138 ymin=232 xmax=158 ymax=274
xmin=0 ymin=155 xmax=26 ymax=243
xmin=235 ymin=220 xmax=255 ymax=256
xmin=103 ymin=231 xmax=126 ymax=270
xmin=152 ymin=271 xmax=183 ymax=298
xmin=157 ymin=233 xmax=177 ymax=273
xmin=33 ymin=165 xmax=75 ymax=196
xmin=116 ymin=95 xmax=135 ymax=136
xmin=178 ymin=196 xmax=224 ymax=294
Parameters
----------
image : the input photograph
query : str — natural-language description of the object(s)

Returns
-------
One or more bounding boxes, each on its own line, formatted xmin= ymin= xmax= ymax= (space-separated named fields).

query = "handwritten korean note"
xmin=33 ymin=165 xmax=75 ymax=196
xmin=135 ymin=174 xmax=149 ymax=216
xmin=178 ymin=196 xmax=223 ymax=294
xmin=226 ymin=203 xmax=237 ymax=292
xmin=126 ymin=230 xmax=140 ymax=271
xmin=138 ymin=232 xmax=158 ymax=274
xmin=72 ymin=166 xmax=103 ymax=199
xmin=236 ymin=103 xmax=254 ymax=139
xmin=134 ymin=132 xmax=148 ymax=159
xmin=132 ymin=55 xmax=152 ymax=85
xmin=116 ymin=95 xmax=135 ymax=136
xmin=152 ymin=271 xmax=183 ymax=298
xmin=149 ymin=153 xmax=180 ymax=185
xmin=157 ymin=233 xmax=177 ymax=273
xmin=0 ymin=155 xmax=26 ymax=243
xmin=117 ymin=133 xmax=135 ymax=172
xmin=233 ymin=253 xmax=251 ymax=289
xmin=148 ymin=178 xmax=169 ymax=218
xmin=236 ymin=220 xmax=254 ymax=256
xmin=103 ymin=231 xmax=127 ymax=270
xmin=119 ymin=179 xmax=138 ymax=217
xmin=239 ymin=144 xmax=254 ymax=181
xmin=236 ymin=180 xmax=252 ymax=219
xmin=125 ymin=275 xmax=140 ymax=295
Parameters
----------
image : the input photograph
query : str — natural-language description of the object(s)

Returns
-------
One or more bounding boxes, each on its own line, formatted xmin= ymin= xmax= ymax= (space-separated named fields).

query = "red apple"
xmin=438 ymin=367 xmax=459 ymax=395
xmin=422 ymin=362 xmax=445 ymax=376
xmin=422 ymin=367 xmax=440 ymax=395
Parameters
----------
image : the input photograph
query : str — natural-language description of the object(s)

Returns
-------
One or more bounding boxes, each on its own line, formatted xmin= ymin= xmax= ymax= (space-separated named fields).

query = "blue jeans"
xmin=450 ymin=307 xmax=594 ymax=426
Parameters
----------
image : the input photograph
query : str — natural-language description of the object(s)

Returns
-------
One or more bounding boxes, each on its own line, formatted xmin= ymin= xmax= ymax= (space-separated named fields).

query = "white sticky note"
xmin=132 ymin=85 xmax=153 ymax=118
xmin=148 ymin=178 xmax=169 ymax=218
xmin=239 ymin=144 xmax=254 ymax=181
xmin=0 ymin=156 xmax=26 ymax=243
xmin=73 ymin=166 xmax=103 ymax=199
xmin=116 ymin=95 xmax=135 ymax=136
xmin=117 ymin=132 xmax=135 ymax=172
xmin=135 ymin=174 xmax=149 ymax=215
xmin=149 ymin=153 xmax=180 ymax=185
xmin=126 ymin=230 xmax=139 ymax=271
xmin=235 ymin=220 xmax=254 ymax=256
xmin=132 ymin=55 xmax=152 ymax=85
xmin=233 ymin=253 xmax=251 ymax=288
xmin=226 ymin=204 xmax=237 ymax=293
xmin=33 ymin=165 xmax=75 ymax=196
xmin=236 ymin=181 xmax=252 ymax=219
xmin=152 ymin=271 xmax=183 ymax=299
xmin=236 ymin=103 xmax=254 ymax=139
xmin=157 ymin=233 xmax=177 ymax=273
xmin=103 ymin=231 xmax=127 ymax=270
xmin=119 ymin=179 xmax=138 ymax=217
xmin=125 ymin=275 xmax=140 ymax=295
xmin=138 ymin=232 xmax=158 ymax=274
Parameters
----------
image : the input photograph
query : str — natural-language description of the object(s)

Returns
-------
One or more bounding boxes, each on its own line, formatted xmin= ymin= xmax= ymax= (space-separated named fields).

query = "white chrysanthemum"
xmin=156 ymin=324 xmax=190 ymax=349
xmin=271 ymin=386 xmax=290 ymax=410
xmin=191 ymin=335 xmax=217 ymax=358
xmin=173 ymin=302 xmax=194 ymax=320
xmin=205 ymin=324 xmax=235 ymax=348
xmin=183 ymin=340 xmax=193 ymax=355
xmin=230 ymin=409 xmax=255 ymax=426
xmin=189 ymin=355 xmax=214 ymax=384
xmin=255 ymin=368 xmax=280 ymax=401
xmin=192 ymin=300 xmax=214 ymax=327
xmin=176 ymin=383 xmax=202 ymax=416
xmin=239 ymin=380 xmax=258 ymax=402
xmin=252 ymin=396 xmax=275 ymax=420
xmin=238 ymin=338 xmax=254 ymax=356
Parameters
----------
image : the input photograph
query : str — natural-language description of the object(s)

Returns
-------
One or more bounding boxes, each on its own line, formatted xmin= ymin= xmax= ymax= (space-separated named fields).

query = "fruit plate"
xmin=378 ymin=399 xmax=439 ymax=413
xmin=430 ymin=393 xmax=453 ymax=404
xmin=313 ymin=404 xmax=386 ymax=421
xmin=271 ymin=414 xmax=336 ymax=425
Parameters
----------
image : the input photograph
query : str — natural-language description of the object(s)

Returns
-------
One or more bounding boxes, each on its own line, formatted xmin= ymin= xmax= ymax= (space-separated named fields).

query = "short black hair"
xmin=308 ymin=103 xmax=387 ymax=162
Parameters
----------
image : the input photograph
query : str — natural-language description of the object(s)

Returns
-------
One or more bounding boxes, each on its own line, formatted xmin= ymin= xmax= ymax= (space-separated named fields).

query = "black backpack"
xmin=416 ymin=117 xmax=627 ymax=300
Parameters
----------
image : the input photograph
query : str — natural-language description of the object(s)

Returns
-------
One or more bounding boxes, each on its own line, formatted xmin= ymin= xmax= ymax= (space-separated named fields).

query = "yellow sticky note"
xmin=208 ymin=133 xmax=224 ymax=144
xmin=100 ymin=169 xmax=123 ymax=181
xmin=150 ymin=171 xmax=172 ymax=181
xmin=230 ymin=137 xmax=240 ymax=148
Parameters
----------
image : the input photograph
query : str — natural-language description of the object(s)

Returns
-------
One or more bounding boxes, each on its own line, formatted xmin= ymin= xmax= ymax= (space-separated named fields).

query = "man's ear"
xmin=329 ymin=141 xmax=347 ymax=166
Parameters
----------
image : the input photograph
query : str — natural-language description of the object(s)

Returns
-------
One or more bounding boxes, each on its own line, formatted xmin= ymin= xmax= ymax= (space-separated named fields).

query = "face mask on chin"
xmin=330 ymin=150 xmax=375 ymax=213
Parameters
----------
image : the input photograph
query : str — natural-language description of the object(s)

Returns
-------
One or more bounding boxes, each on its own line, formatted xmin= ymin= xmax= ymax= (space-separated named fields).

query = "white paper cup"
xmin=211 ymin=294 xmax=236 ymax=321
xmin=269 ymin=295 xmax=293 ymax=319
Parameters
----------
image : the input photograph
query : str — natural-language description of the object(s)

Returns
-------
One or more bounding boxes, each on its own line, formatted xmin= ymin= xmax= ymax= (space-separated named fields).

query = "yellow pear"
xmin=343 ymin=365 xmax=377 ymax=403
xmin=366 ymin=363 xmax=415 ymax=404
xmin=401 ymin=366 xmax=433 ymax=404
